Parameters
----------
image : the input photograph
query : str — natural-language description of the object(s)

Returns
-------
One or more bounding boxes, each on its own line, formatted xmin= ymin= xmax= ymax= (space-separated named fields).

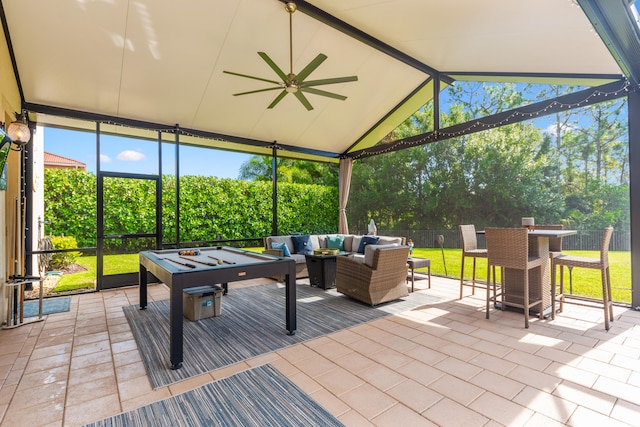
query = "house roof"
xmin=43 ymin=152 xmax=86 ymax=169
xmin=1 ymin=0 xmax=637 ymax=163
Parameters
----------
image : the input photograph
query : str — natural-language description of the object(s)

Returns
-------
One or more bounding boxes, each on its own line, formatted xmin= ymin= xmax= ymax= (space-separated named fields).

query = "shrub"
xmin=48 ymin=235 xmax=82 ymax=270
xmin=44 ymin=169 xmax=339 ymax=247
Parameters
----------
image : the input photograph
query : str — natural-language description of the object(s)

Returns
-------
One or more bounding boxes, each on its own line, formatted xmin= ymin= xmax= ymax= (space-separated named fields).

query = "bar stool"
xmin=552 ymin=227 xmax=614 ymax=330
xmin=485 ymin=228 xmax=545 ymax=328
xmin=459 ymin=224 xmax=487 ymax=299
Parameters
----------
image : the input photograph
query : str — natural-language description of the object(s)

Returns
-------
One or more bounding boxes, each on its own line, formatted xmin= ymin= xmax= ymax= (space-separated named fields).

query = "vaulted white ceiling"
xmin=1 ymin=0 xmax=627 ymax=162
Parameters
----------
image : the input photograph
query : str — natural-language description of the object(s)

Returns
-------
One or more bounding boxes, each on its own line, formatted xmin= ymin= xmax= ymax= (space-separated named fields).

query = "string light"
xmin=350 ymin=79 xmax=636 ymax=160
xmin=84 ymin=78 xmax=637 ymax=161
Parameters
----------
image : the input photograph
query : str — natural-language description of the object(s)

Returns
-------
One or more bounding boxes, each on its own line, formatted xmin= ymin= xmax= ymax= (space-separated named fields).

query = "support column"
xmin=96 ymin=122 xmax=103 ymax=289
xmin=433 ymin=75 xmax=440 ymax=132
xmin=23 ymin=130 xmax=33 ymax=278
xmin=629 ymin=90 xmax=640 ymax=309
xmin=175 ymin=127 xmax=180 ymax=246
xmin=271 ymin=145 xmax=278 ymax=236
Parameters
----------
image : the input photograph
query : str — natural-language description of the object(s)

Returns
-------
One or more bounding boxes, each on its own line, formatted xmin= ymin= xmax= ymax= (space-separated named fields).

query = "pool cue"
xmin=179 ymin=256 xmax=218 ymax=267
xmin=162 ymin=257 xmax=196 ymax=268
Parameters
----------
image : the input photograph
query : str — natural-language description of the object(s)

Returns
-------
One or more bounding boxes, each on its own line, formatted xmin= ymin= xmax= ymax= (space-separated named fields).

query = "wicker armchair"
xmin=552 ymin=227 xmax=614 ymax=330
xmin=336 ymin=246 xmax=410 ymax=306
xmin=485 ymin=228 xmax=545 ymax=328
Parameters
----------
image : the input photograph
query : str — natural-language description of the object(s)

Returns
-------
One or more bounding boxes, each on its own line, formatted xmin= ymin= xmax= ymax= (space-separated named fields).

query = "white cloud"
xmin=117 ymin=150 xmax=146 ymax=161
xmin=543 ymin=122 xmax=578 ymax=135
xmin=100 ymin=154 xmax=111 ymax=163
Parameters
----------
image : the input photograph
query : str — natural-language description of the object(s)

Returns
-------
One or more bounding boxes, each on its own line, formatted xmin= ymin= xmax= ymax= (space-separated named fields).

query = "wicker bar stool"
xmin=459 ymin=224 xmax=488 ymax=299
xmin=485 ymin=228 xmax=545 ymax=328
xmin=552 ymin=227 xmax=614 ymax=330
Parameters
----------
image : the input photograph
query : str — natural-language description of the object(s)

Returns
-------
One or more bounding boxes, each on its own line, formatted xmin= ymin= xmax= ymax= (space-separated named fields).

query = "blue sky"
xmin=43 ymin=127 xmax=254 ymax=179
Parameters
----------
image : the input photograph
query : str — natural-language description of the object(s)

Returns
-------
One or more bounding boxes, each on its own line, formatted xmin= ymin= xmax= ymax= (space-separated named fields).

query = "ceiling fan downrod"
xmin=285 ymin=2 xmax=297 ymax=91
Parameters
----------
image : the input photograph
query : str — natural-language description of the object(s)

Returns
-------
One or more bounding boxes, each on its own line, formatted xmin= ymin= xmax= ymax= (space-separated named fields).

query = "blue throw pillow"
xmin=357 ymin=235 xmax=379 ymax=254
xmin=271 ymin=241 xmax=291 ymax=257
xmin=326 ymin=235 xmax=345 ymax=251
xmin=291 ymin=234 xmax=313 ymax=255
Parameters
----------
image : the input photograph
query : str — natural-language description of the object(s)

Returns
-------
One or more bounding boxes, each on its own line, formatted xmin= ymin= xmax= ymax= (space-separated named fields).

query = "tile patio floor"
xmin=0 ymin=275 xmax=639 ymax=426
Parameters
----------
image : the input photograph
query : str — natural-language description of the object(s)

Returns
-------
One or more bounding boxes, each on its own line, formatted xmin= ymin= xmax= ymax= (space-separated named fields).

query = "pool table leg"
xmin=285 ymin=264 xmax=297 ymax=335
xmin=169 ymin=284 xmax=184 ymax=370
xmin=139 ymin=264 xmax=148 ymax=310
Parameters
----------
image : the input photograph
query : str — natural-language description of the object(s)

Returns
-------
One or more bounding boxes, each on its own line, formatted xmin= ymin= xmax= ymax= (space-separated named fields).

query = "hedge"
xmin=43 ymin=169 xmax=338 ymax=249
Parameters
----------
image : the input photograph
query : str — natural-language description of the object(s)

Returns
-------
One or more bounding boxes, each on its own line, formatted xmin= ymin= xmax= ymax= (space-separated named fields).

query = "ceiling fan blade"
xmin=301 ymin=87 xmax=347 ymax=101
xmin=258 ymin=52 xmax=288 ymax=82
xmin=232 ymin=87 xmax=283 ymax=96
xmin=293 ymin=91 xmax=314 ymax=111
xmin=267 ymin=90 xmax=289 ymax=109
xmin=301 ymin=75 xmax=358 ymax=87
xmin=295 ymin=54 xmax=327 ymax=82
xmin=223 ymin=70 xmax=281 ymax=85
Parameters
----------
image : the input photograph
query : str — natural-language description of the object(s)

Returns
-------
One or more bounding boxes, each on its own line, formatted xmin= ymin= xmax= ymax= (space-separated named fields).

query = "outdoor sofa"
xmin=263 ymin=233 xmax=406 ymax=278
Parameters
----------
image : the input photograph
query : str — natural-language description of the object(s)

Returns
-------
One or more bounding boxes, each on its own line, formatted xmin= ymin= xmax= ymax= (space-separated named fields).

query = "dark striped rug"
xmin=124 ymin=281 xmax=440 ymax=389
xmin=83 ymin=364 xmax=344 ymax=426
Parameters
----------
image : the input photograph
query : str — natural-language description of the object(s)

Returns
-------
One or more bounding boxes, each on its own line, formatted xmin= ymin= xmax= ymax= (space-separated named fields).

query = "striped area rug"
xmin=83 ymin=364 xmax=344 ymax=426
xmin=124 ymin=281 xmax=440 ymax=389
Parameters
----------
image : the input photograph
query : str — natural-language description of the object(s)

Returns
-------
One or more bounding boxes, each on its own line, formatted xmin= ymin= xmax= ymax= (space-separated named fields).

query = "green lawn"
xmin=51 ymin=247 xmax=632 ymax=303
xmin=51 ymin=254 xmax=140 ymax=293
xmin=413 ymin=248 xmax=631 ymax=303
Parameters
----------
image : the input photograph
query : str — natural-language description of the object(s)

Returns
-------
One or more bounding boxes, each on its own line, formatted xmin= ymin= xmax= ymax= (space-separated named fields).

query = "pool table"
xmin=139 ymin=246 xmax=297 ymax=369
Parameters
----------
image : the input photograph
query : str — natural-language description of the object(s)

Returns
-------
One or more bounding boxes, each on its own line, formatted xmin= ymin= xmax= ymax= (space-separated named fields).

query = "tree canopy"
xmin=348 ymin=83 xmax=629 ymax=232
xmin=238 ymin=156 xmax=338 ymax=186
xmin=235 ymin=82 xmax=629 ymax=234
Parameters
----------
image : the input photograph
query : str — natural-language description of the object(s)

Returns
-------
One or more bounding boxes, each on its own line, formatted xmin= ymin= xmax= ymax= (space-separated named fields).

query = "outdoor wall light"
xmin=7 ymin=111 xmax=31 ymax=145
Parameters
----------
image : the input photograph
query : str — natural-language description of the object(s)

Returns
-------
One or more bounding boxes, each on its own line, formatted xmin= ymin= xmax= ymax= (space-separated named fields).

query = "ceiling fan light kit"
xmin=223 ymin=1 xmax=357 ymax=111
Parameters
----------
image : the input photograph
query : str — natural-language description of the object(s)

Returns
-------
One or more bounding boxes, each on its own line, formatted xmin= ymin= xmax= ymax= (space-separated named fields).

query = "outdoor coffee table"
xmin=407 ymin=257 xmax=431 ymax=292
xmin=305 ymin=252 xmax=341 ymax=289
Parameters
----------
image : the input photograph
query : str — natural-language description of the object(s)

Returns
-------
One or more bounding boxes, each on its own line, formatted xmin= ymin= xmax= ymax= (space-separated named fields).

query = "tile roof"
xmin=43 ymin=152 xmax=86 ymax=169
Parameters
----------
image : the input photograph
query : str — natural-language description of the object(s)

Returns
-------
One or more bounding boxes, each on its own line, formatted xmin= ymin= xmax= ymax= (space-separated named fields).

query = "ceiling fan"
xmin=223 ymin=2 xmax=358 ymax=111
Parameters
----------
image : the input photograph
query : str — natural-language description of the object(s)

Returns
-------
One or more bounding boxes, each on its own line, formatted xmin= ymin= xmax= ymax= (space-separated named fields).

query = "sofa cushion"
xmin=316 ymin=235 xmax=327 ymax=248
xmin=357 ymin=236 xmax=380 ymax=254
xmin=290 ymin=253 xmax=306 ymax=264
xmin=267 ymin=236 xmax=294 ymax=255
xmin=378 ymin=236 xmax=403 ymax=245
xmin=309 ymin=235 xmax=321 ymax=250
xmin=349 ymin=236 xmax=360 ymax=253
xmin=326 ymin=235 xmax=345 ymax=251
xmin=364 ymin=243 xmax=399 ymax=267
xmin=350 ymin=254 xmax=365 ymax=263
xmin=271 ymin=241 xmax=291 ymax=257
xmin=291 ymin=234 xmax=314 ymax=255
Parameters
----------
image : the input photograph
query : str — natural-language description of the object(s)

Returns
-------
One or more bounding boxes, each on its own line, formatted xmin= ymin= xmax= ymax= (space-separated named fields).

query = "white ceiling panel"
xmin=310 ymin=0 xmax=620 ymax=75
xmin=2 ymin=0 xmax=626 ymax=160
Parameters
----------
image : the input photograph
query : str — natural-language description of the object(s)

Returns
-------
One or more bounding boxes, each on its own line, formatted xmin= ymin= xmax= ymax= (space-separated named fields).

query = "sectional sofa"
xmin=263 ymin=233 xmax=406 ymax=278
